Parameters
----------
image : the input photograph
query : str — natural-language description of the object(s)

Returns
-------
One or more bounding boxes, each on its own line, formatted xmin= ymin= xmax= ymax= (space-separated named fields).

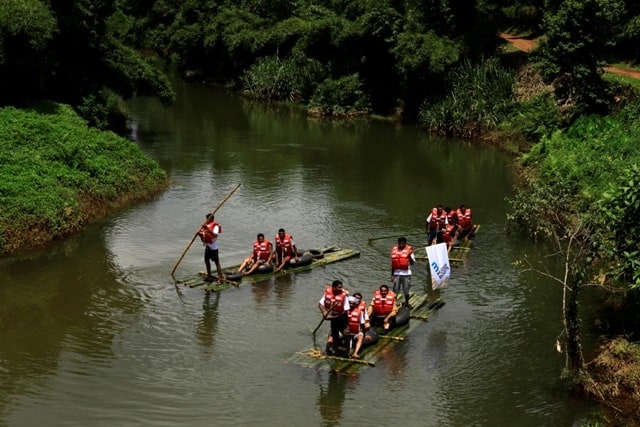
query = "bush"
xmin=501 ymin=92 xmax=563 ymax=142
xmin=417 ymin=57 xmax=515 ymax=138
xmin=0 ymin=103 xmax=168 ymax=254
xmin=239 ymin=54 xmax=324 ymax=102
xmin=308 ymin=73 xmax=371 ymax=117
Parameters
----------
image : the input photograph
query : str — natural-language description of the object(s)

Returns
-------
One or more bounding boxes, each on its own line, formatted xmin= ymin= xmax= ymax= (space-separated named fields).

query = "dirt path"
xmin=499 ymin=33 xmax=640 ymax=80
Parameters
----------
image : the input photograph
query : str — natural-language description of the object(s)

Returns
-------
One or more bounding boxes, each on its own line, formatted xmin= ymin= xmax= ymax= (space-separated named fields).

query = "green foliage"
xmin=417 ymin=57 xmax=515 ymax=137
xmin=510 ymin=104 xmax=640 ymax=290
xmin=501 ymin=92 xmax=564 ymax=143
xmin=393 ymin=30 xmax=461 ymax=75
xmin=532 ymin=0 xmax=626 ymax=115
xmin=596 ymin=163 xmax=640 ymax=288
xmin=0 ymin=104 xmax=168 ymax=254
xmin=76 ymin=92 xmax=127 ymax=132
xmin=240 ymin=55 xmax=324 ymax=102
xmin=0 ymin=0 xmax=174 ymax=131
xmin=0 ymin=0 xmax=56 ymax=52
xmin=308 ymin=73 xmax=371 ymax=117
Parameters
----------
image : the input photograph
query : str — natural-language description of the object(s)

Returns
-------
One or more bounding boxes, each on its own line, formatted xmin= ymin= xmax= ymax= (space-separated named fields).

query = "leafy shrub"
xmin=239 ymin=55 xmax=324 ymax=102
xmin=417 ymin=57 xmax=515 ymax=137
xmin=501 ymin=92 xmax=563 ymax=142
xmin=308 ymin=73 xmax=371 ymax=117
xmin=0 ymin=103 xmax=168 ymax=254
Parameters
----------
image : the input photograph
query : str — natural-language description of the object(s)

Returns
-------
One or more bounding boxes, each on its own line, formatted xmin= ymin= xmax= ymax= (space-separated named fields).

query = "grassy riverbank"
xmin=0 ymin=103 xmax=169 ymax=256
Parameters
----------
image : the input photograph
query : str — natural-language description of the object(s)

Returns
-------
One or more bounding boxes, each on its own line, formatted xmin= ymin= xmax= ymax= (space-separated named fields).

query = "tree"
xmin=509 ymin=176 xmax=591 ymax=374
xmin=0 ymin=0 xmax=174 ymax=129
xmin=531 ymin=0 xmax=625 ymax=116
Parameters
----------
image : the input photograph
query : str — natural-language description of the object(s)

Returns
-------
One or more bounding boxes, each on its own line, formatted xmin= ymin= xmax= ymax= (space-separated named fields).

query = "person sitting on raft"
xmin=236 ymin=233 xmax=274 ymax=276
xmin=345 ymin=293 xmax=370 ymax=359
xmin=367 ymin=285 xmax=398 ymax=335
xmin=455 ymin=204 xmax=477 ymax=241
xmin=274 ymin=228 xmax=299 ymax=273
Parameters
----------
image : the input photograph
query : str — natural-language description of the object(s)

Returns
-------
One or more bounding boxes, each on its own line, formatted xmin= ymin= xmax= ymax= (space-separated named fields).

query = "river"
xmin=0 ymin=81 xmax=595 ymax=426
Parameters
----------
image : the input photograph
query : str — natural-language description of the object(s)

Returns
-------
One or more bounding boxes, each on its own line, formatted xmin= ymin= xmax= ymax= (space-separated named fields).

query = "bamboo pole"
xmin=296 ymin=351 xmax=376 ymax=366
xmin=367 ymin=231 xmax=425 ymax=244
xmin=170 ymin=183 xmax=241 ymax=278
xmin=379 ymin=335 xmax=406 ymax=341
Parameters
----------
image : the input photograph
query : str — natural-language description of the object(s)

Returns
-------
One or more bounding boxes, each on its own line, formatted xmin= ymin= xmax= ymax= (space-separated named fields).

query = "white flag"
xmin=426 ymin=243 xmax=450 ymax=289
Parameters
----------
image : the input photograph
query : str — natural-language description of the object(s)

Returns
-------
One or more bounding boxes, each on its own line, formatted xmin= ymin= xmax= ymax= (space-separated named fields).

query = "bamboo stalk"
xmin=296 ymin=351 xmax=375 ymax=366
xmin=379 ymin=335 xmax=406 ymax=341
xmin=368 ymin=231 xmax=425 ymax=244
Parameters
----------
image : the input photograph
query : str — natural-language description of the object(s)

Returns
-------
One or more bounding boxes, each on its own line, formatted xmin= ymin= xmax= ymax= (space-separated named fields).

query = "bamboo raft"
xmin=415 ymin=224 xmax=480 ymax=265
xmin=286 ymin=293 xmax=445 ymax=373
xmin=174 ymin=246 xmax=360 ymax=292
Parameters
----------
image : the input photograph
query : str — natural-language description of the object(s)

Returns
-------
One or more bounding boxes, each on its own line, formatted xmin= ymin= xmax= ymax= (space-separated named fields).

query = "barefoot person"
xmin=198 ymin=213 xmax=224 ymax=283
xmin=274 ymin=228 xmax=298 ymax=273
xmin=345 ymin=293 xmax=369 ymax=359
xmin=456 ymin=204 xmax=477 ymax=240
xmin=367 ymin=285 xmax=398 ymax=334
xmin=318 ymin=280 xmax=350 ymax=355
xmin=237 ymin=233 xmax=274 ymax=276
xmin=390 ymin=236 xmax=415 ymax=307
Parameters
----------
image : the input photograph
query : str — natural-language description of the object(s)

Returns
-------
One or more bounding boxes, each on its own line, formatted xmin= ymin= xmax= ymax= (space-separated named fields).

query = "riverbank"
xmin=0 ymin=103 xmax=169 ymax=256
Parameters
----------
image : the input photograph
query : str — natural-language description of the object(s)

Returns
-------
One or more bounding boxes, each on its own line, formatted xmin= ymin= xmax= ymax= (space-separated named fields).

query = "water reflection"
xmin=377 ymin=345 xmax=408 ymax=381
xmin=196 ymin=292 xmax=220 ymax=355
xmin=316 ymin=371 xmax=359 ymax=427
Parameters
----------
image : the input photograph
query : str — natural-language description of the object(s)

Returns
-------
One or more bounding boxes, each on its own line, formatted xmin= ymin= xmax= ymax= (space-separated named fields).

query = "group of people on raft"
xmin=197 ymin=214 xmax=300 ymax=283
xmin=318 ymin=280 xmax=410 ymax=359
xmin=234 ymin=228 xmax=300 ymax=275
xmin=426 ymin=204 xmax=477 ymax=252
xmin=315 ymin=203 xmax=477 ymax=359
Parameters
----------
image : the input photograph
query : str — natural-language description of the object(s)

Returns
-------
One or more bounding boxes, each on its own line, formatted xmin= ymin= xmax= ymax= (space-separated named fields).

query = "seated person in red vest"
xmin=456 ymin=204 xmax=477 ymax=241
xmin=345 ymin=293 xmax=370 ymax=359
xmin=274 ymin=228 xmax=299 ymax=273
xmin=318 ymin=280 xmax=350 ymax=355
xmin=426 ymin=205 xmax=447 ymax=245
xmin=441 ymin=207 xmax=459 ymax=252
xmin=236 ymin=233 xmax=274 ymax=276
xmin=367 ymin=285 xmax=398 ymax=334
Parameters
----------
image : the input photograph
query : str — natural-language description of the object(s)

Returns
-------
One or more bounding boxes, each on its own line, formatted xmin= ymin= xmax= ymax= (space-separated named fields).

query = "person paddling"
xmin=318 ymin=280 xmax=350 ymax=355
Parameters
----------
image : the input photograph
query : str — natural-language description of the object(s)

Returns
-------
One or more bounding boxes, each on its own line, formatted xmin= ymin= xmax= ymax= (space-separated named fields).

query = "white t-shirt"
xmin=206 ymin=224 xmax=220 ymax=250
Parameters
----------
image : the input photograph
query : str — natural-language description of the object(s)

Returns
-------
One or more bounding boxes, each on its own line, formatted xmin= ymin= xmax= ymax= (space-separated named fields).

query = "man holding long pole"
xmin=199 ymin=213 xmax=225 ymax=283
xmin=170 ymin=183 xmax=241 ymax=279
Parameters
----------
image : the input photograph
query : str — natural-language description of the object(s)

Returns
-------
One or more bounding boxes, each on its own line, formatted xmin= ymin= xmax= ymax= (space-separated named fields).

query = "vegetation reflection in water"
xmin=0 ymin=84 xmax=598 ymax=426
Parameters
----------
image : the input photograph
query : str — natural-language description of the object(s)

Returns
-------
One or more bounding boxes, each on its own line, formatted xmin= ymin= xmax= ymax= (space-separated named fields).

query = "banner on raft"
xmin=425 ymin=243 xmax=450 ymax=289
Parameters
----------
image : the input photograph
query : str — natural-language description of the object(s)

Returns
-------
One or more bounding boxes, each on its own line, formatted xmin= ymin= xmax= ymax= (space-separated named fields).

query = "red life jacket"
xmin=372 ymin=289 xmax=396 ymax=316
xmin=429 ymin=208 xmax=446 ymax=231
xmin=391 ymin=245 xmax=413 ymax=270
xmin=324 ymin=285 xmax=348 ymax=314
xmin=445 ymin=210 xmax=457 ymax=233
xmin=202 ymin=221 xmax=221 ymax=244
xmin=275 ymin=233 xmax=295 ymax=256
xmin=252 ymin=239 xmax=271 ymax=261
xmin=348 ymin=306 xmax=364 ymax=334
xmin=457 ymin=208 xmax=473 ymax=229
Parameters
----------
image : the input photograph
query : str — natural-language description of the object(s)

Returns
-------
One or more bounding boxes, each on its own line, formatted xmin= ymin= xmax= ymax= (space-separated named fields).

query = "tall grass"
xmin=418 ymin=58 xmax=515 ymax=138
xmin=239 ymin=55 xmax=324 ymax=102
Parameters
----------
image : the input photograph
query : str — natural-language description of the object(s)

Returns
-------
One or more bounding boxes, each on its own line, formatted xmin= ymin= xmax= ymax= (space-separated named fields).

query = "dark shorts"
xmin=428 ymin=230 xmax=443 ymax=243
xmin=330 ymin=314 xmax=347 ymax=340
xmin=205 ymin=247 xmax=219 ymax=263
